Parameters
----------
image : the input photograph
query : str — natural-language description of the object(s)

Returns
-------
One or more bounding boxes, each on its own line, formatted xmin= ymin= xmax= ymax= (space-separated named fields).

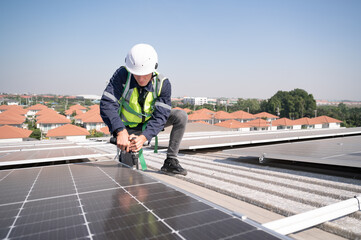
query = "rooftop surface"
xmin=0 ymin=127 xmax=360 ymax=239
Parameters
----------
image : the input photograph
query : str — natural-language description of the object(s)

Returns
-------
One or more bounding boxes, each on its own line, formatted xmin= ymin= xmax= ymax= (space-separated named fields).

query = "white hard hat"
xmin=125 ymin=43 xmax=158 ymax=76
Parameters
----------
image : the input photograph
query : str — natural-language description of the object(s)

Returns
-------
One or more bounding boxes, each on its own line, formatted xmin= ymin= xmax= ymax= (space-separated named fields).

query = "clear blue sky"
xmin=1 ymin=0 xmax=360 ymax=100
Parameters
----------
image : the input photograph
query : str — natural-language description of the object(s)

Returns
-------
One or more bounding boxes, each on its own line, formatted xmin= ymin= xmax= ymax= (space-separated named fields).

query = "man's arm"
xmin=100 ymin=67 xmax=131 ymax=151
xmin=141 ymin=79 xmax=172 ymax=141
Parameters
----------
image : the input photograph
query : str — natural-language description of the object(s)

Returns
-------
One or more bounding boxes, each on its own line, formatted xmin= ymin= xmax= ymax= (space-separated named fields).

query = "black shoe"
xmin=161 ymin=158 xmax=187 ymax=176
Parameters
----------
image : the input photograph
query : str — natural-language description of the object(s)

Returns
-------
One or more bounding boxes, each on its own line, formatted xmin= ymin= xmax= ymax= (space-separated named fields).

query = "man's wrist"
xmin=113 ymin=128 xmax=124 ymax=138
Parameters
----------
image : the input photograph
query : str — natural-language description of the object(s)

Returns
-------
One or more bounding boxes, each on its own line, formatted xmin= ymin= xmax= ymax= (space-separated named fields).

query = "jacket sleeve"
xmin=100 ymin=67 xmax=126 ymax=135
xmin=142 ymin=79 xmax=172 ymax=141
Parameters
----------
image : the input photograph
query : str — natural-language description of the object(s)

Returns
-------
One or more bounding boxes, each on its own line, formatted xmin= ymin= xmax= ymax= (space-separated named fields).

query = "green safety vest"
xmin=118 ymin=70 xmax=166 ymax=128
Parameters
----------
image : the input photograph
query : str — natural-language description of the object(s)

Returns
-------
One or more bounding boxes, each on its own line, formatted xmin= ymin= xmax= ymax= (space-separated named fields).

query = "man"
xmin=100 ymin=43 xmax=188 ymax=175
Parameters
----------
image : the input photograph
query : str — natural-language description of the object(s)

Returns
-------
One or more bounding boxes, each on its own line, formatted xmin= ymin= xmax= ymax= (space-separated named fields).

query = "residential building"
xmin=230 ymin=110 xmax=255 ymax=123
xmin=36 ymin=113 xmax=71 ymax=133
xmin=65 ymin=104 xmax=87 ymax=119
xmin=0 ymin=125 xmax=32 ymax=143
xmin=292 ymin=117 xmax=315 ymax=129
xmin=46 ymin=124 xmax=89 ymax=141
xmin=247 ymin=119 xmax=270 ymax=131
xmin=215 ymin=120 xmax=250 ymax=132
xmin=0 ymin=108 xmax=27 ymax=128
xmin=270 ymin=118 xmax=298 ymax=130
xmin=188 ymin=112 xmax=213 ymax=124
xmin=26 ymin=104 xmax=48 ymax=117
xmin=74 ymin=105 xmax=104 ymax=131
xmin=213 ymin=111 xmax=235 ymax=124
xmin=312 ymin=116 xmax=342 ymax=129
xmin=253 ymin=112 xmax=279 ymax=121
xmin=183 ymin=97 xmax=208 ymax=105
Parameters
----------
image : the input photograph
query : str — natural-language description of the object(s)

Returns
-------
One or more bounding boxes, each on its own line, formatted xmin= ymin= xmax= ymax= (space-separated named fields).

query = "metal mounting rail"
xmin=263 ymin=195 xmax=361 ymax=235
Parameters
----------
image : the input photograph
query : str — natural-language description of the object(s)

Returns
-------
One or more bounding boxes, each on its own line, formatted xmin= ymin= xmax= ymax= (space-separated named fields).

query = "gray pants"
xmin=127 ymin=109 xmax=188 ymax=159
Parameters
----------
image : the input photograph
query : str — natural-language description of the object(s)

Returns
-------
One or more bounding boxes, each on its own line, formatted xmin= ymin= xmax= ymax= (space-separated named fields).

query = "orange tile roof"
xmin=75 ymin=109 xmax=102 ymax=123
xmin=88 ymin=105 xmax=100 ymax=111
xmin=230 ymin=110 xmax=255 ymax=119
xmin=99 ymin=126 xmax=110 ymax=134
xmin=292 ymin=117 xmax=313 ymax=125
xmin=188 ymin=112 xmax=213 ymax=121
xmin=65 ymin=109 xmax=84 ymax=116
xmin=215 ymin=120 xmax=250 ymax=129
xmin=82 ymin=112 xmax=104 ymax=123
xmin=0 ymin=125 xmax=32 ymax=139
xmin=194 ymin=121 xmax=210 ymax=125
xmin=46 ymin=124 xmax=89 ymax=137
xmin=192 ymin=108 xmax=215 ymax=114
xmin=246 ymin=119 xmax=270 ymax=127
xmin=1 ymin=107 xmax=28 ymax=115
xmin=214 ymin=111 xmax=235 ymax=120
xmin=68 ymin=104 xmax=87 ymax=110
xmin=0 ymin=111 xmax=26 ymax=125
xmin=173 ymin=107 xmax=192 ymax=113
xmin=312 ymin=116 xmax=342 ymax=124
xmin=35 ymin=108 xmax=58 ymax=116
xmin=27 ymin=104 xmax=48 ymax=110
xmin=271 ymin=118 xmax=295 ymax=126
xmin=0 ymin=105 xmax=25 ymax=111
xmin=36 ymin=113 xmax=71 ymax=124
xmin=253 ymin=112 xmax=279 ymax=119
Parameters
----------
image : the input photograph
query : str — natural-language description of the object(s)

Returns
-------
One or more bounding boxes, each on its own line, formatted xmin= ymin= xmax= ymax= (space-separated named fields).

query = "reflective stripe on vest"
xmin=118 ymin=71 xmax=167 ymax=128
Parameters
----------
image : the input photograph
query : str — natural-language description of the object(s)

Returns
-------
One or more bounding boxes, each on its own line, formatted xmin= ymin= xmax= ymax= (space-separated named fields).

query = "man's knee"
xmin=171 ymin=109 xmax=188 ymax=126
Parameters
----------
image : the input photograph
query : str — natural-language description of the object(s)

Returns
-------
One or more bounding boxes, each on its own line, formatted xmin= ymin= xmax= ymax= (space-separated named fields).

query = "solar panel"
xmin=225 ymin=135 xmax=361 ymax=168
xmin=0 ymin=161 xmax=289 ymax=239
xmin=157 ymin=127 xmax=361 ymax=150
xmin=0 ymin=141 xmax=114 ymax=167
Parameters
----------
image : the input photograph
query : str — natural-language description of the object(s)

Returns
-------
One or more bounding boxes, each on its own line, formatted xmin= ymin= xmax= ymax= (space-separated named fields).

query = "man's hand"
xmin=116 ymin=129 xmax=130 ymax=152
xmin=129 ymin=134 xmax=147 ymax=152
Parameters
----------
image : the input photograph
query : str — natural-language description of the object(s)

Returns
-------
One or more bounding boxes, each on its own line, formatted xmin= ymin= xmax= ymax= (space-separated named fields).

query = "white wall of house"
xmin=75 ymin=119 xmax=83 ymax=124
xmin=251 ymin=127 xmax=269 ymax=131
xmin=329 ymin=122 xmax=341 ymax=129
xmin=0 ymin=138 xmax=23 ymax=143
xmin=293 ymin=125 xmax=302 ymax=130
xmin=26 ymin=110 xmax=38 ymax=117
xmin=314 ymin=124 xmax=323 ymax=129
xmin=238 ymin=127 xmax=250 ymax=132
xmin=66 ymin=135 xmax=87 ymax=141
xmin=37 ymin=123 xmax=66 ymax=133
xmin=84 ymin=122 xmax=106 ymax=131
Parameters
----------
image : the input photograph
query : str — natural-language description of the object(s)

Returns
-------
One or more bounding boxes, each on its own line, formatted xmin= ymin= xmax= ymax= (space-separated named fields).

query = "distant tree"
xmin=85 ymin=99 xmax=92 ymax=106
xmin=30 ymin=129 xmax=41 ymax=140
xmin=234 ymin=98 xmax=261 ymax=113
xmin=264 ymin=89 xmax=316 ymax=119
xmin=87 ymin=129 xmax=104 ymax=138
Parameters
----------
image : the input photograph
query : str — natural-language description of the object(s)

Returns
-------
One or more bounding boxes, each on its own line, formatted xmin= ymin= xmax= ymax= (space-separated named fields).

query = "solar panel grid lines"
xmin=4 ymin=167 xmax=43 ymax=239
xmin=0 ymin=170 xmax=12 ymax=182
xmin=0 ymin=161 xmax=289 ymax=240
xmin=143 ymin=150 xmax=361 ymax=238
xmin=94 ymin=165 xmax=186 ymax=240
xmin=67 ymin=164 xmax=94 ymax=240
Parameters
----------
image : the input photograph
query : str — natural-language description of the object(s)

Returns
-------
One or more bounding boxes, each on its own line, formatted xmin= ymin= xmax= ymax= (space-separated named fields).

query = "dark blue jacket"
xmin=100 ymin=67 xmax=172 ymax=141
